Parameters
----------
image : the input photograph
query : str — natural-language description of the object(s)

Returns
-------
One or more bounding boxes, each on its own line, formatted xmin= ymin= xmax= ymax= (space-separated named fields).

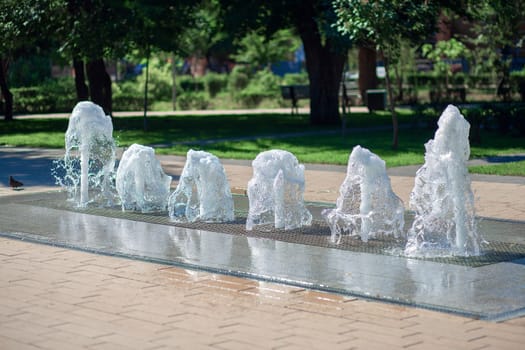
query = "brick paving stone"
xmin=1 ymin=229 xmax=525 ymax=350
xmin=0 ymin=336 xmax=42 ymax=350
xmin=1 ymin=146 xmax=525 ymax=349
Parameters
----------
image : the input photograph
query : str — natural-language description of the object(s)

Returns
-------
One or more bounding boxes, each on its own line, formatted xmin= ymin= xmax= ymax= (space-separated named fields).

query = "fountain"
xmin=168 ymin=149 xmax=234 ymax=223
xmin=53 ymin=101 xmax=482 ymax=258
xmin=405 ymin=105 xmax=481 ymax=257
xmin=246 ymin=150 xmax=312 ymax=231
xmin=116 ymin=144 xmax=172 ymax=213
xmin=322 ymin=145 xmax=405 ymax=243
xmin=60 ymin=101 xmax=116 ymax=206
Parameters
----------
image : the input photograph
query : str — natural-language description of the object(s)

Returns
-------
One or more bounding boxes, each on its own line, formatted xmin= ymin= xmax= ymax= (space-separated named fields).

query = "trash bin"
xmin=366 ymin=89 xmax=386 ymax=111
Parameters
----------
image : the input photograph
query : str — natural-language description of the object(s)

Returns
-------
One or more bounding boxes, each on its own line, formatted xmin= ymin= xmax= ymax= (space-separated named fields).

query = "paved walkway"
xmin=1 ymin=147 xmax=525 ymax=349
xmin=11 ymin=107 xmax=320 ymax=119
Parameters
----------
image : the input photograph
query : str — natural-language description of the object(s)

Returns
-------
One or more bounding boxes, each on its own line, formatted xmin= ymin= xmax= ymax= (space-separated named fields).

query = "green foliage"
xmin=227 ymin=65 xmax=251 ymax=92
xmin=203 ymin=72 xmax=228 ymax=97
xmin=11 ymin=78 xmax=76 ymax=113
xmin=333 ymin=0 xmax=438 ymax=55
xmin=112 ymin=55 xmax=173 ymax=111
xmin=334 ymin=0 xmax=442 ymax=147
xmin=464 ymin=1 xmax=525 ymax=100
xmin=177 ymin=0 xmax=226 ymax=58
xmin=469 ymin=161 xmax=525 ymax=176
xmin=422 ymin=39 xmax=467 ymax=82
xmin=178 ymin=75 xmax=205 ymax=93
xmin=112 ymin=81 xmax=143 ymax=111
xmin=4 ymin=111 xmax=525 ymax=175
xmin=176 ymin=92 xmax=209 ymax=110
xmin=232 ymin=28 xmax=300 ymax=70
xmin=0 ymin=0 xmax=61 ymax=55
xmin=468 ymin=1 xmax=525 ymax=55
xmin=136 ymin=56 xmax=172 ymax=101
xmin=235 ymin=69 xmax=282 ymax=107
xmin=58 ymin=0 xmax=132 ymax=60
xmin=8 ymin=55 xmax=52 ymax=87
xmin=282 ymin=72 xmax=309 ymax=85
xmin=422 ymin=39 xmax=467 ymax=61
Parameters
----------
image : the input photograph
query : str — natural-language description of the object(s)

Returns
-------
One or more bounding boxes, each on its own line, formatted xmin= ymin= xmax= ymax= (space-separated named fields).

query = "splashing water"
xmin=116 ymin=144 xmax=172 ymax=213
xmin=246 ymin=150 xmax=312 ymax=231
xmin=405 ymin=105 xmax=481 ymax=257
xmin=168 ymin=149 xmax=234 ymax=223
xmin=54 ymin=101 xmax=116 ymax=207
xmin=322 ymin=146 xmax=405 ymax=243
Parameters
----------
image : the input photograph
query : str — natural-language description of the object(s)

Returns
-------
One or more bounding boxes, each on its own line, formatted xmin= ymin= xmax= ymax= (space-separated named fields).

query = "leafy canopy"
xmin=0 ymin=0 xmax=62 ymax=56
xmin=232 ymin=29 xmax=301 ymax=70
xmin=333 ymin=0 xmax=438 ymax=58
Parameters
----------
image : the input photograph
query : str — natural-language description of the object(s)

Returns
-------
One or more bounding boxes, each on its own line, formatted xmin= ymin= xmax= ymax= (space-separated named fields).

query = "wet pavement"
xmin=1 ymin=145 xmax=525 ymax=349
xmin=1 ymin=142 xmax=525 ymax=322
xmin=1 ymin=190 xmax=525 ymax=321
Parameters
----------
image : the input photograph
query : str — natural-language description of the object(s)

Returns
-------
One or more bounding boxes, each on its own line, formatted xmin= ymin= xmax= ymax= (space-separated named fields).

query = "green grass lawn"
xmin=468 ymin=160 xmax=525 ymax=176
xmin=1 ymin=111 xmax=524 ymax=175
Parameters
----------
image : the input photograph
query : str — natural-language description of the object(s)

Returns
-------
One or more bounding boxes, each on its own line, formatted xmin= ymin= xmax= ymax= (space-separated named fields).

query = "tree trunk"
xmin=171 ymin=53 xmax=177 ymax=110
xmin=295 ymin=2 xmax=346 ymax=125
xmin=73 ymin=58 xmax=89 ymax=101
xmin=86 ymin=58 xmax=112 ymax=115
xmin=143 ymin=51 xmax=150 ymax=132
xmin=0 ymin=58 xmax=13 ymax=121
xmin=358 ymin=47 xmax=378 ymax=103
xmin=394 ymin=64 xmax=403 ymax=102
xmin=382 ymin=51 xmax=398 ymax=150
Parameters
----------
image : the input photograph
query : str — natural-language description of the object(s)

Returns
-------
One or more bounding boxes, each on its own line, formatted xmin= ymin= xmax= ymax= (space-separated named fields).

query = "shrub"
xmin=113 ymin=93 xmax=144 ymax=111
xmin=449 ymin=72 xmax=466 ymax=85
xmin=406 ymin=72 xmax=439 ymax=87
xmin=135 ymin=57 xmax=173 ymax=101
xmin=12 ymin=78 xmax=76 ymax=113
xmin=9 ymin=55 xmax=52 ymax=87
xmin=113 ymin=56 xmax=173 ymax=110
xmin=227 ymin=65 xmax=251 ymax=93
xmin=510 ymin=71 xmax=525 ymax=102
xmin=237 ymin=69 xmax=281 ymax=107
xmin=479 ymin=103 xmax=525 ymax=136
xmin=282 ymin=72 xmax=308 ymax=85
xmin=178 ymin=75 xmax=205 ymax=92
xmin=203 ymin=72 xmax=228 ymax=97
xmin=511 ymin=105 xmax=525 ymax=136
xmin=112 ymin=80 xmax=143 ymax=111
xmin=177 ymin=92 xmax=209 ymax=110
xmin=462 ymin=107 xmax=485 ymax=143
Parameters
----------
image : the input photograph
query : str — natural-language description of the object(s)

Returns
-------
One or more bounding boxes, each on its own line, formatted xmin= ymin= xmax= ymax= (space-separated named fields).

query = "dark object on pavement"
xmin=9 ymin=176 xmax=23 ymax=189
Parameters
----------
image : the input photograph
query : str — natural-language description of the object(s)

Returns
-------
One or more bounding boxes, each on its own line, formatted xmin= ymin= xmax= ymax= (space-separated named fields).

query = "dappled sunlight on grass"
xmin=1 ymin=113 xmax=524 ymax=175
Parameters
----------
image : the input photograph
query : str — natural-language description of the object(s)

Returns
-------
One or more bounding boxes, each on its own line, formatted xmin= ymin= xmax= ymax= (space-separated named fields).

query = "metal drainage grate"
xmin=25 ymin=195 xmax=525 ymax=268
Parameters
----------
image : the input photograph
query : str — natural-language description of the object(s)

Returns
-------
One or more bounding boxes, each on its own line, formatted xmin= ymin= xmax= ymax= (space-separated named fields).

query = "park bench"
xmin=340 ymin=81 xmax=362 ymax=108
xmin=280 ymin=85 xmax=309 ymax=114
xmin=281 ymin=82 xmax=361 ymax=114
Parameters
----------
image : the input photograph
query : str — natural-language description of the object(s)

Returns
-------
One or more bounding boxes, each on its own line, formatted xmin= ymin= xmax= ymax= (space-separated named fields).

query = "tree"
xmin=219 ymin=0 xmax=350 ymax=125
xmin=467 ymin=1 xmax=525 ymax=101
xmin=125 ymin=0 xmax=199 ymax=126
xmin=57 ymin=0 xmax=198 ymax=117
xmin=333 ymin=0 xmax=439 ymax=149
xmin=178 ymin=0 xmax=227 ymax=65
xmin=175 ymin=0 xmax=227 ymax=108
xmin=58 ymin=0 xmax=135 ymax=115
xmin=422 ymin=38 xmax=467 ymax=92
xmin=357 ymin=47 xmax=378 ymax=100
xmin=0 ymin=0 xmax=61 ymax=121
xmin=232 ymin=29 xmax=301 ymax=71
